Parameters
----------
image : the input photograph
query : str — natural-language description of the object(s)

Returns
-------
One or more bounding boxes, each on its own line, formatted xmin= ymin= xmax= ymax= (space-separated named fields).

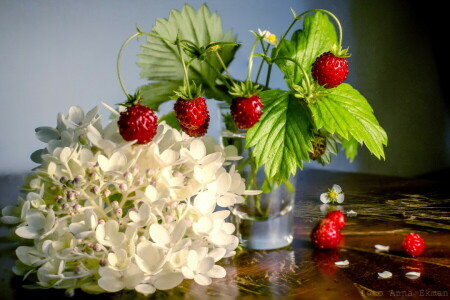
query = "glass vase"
xmin=219 ymin=104 xmax=295 ymax=250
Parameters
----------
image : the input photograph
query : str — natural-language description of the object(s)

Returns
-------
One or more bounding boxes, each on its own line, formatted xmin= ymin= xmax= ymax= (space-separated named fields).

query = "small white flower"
xmin=378 ymin=271 xmax=392 ymax=279
xmin=95 ymin=220 xmax=126 ymax=247
xmin=181 ymin=247 xmax=226 ymax=286
xmin=15 ymin=209 xmax=55 ymax=239
xmin=258 ymin=28 xmax=277 ymax=45
xmin=320 ymin=184 xmax=344 ymax=204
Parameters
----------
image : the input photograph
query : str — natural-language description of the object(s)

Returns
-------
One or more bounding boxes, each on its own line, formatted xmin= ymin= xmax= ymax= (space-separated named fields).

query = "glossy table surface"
xmin=1 ymin=169 xmax=449 ymax=299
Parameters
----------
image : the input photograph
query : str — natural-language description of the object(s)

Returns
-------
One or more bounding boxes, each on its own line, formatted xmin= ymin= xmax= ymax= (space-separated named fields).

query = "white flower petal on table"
xmin=194 ymin=273 xmax=212 ymax=286
xmin=347 ymin=210 xmax=358 ymax=217
xmin=336 ymin=193 xmax=345 ymax=203
xmin=374 ymin=244 xmax=390 ymax=252
xmin=208 ymin=265 xmax=226 ymax=278
xmin=153 ymin=272 xmax=184 ymax=290
xmin=378 ymin=271 xmax=393 ymax=279
xmin=332 ymin=184 xmax=342 ymax=193
xmin=320 ymin=193 xmax=330 ymax=204
xmin=335 ymin=260 xmax=350 ymax=267
xmin=405 ymin=272 xmax=421 ymax=279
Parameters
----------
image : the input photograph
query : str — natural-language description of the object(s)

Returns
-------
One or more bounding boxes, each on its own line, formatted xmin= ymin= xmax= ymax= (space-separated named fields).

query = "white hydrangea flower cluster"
xmin=1 ymin=105 xmax=255 ymax=296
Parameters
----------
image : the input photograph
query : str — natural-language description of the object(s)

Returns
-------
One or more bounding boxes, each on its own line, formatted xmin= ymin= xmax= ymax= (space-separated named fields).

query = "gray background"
xmin=0 ymin=0 xmax=448 ymax=177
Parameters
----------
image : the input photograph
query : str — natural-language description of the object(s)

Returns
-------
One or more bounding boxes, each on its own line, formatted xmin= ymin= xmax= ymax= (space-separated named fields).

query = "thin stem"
xmin=272 ymin=56 xmax=312 ymax=94
xmin=175 ymin=39 xmax=191 ymax=98
xmin=204 ymin=59 xmax=232 ymax=90
xmin=246 ymin=37 xmax=260 ymax=82
xmin=255 ymin=41 xmax=270 ymax=84
xmin=215 ymin=52 xmax=232 ymax=79
xmin=117 ymin=32 xmax=141 ymax=99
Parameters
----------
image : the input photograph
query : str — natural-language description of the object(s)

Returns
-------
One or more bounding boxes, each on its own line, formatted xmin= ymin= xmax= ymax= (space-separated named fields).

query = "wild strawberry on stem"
xmin=116 ymin=31 xmax=158 ymax=144
xmin=173 ymin=38 xmax=210 ymax=137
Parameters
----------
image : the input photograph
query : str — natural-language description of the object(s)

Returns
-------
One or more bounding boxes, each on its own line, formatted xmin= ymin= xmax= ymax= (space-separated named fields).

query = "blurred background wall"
xmin=0 ymin=0 xmax=448 ymax=178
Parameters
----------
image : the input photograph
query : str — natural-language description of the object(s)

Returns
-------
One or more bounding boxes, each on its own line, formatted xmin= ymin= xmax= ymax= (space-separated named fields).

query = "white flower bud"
xmin=91 ymin=185 xmax=100 ymax=195
xmin=115 ymin=208 xmax=123 ymax=218
xmin=111 ymin=201 xmax=119 ymax=209
xmin=124 ymin=171 xmax=133 ymax=182
xmin=119 ymin=183 xmax=128 ymax=192
xmin=67 ymin=191 xmax=75 ymax=201
xmin=73 ymin=204 xmax=81 ymax=212
xmin=103 ymin=189 xmax=111 ymax=197
xmin=93 ymin=243 xmax=101 ymax=251
xmin=136 ymin=177 xmax=145 ymax=185
xmin=98 ymin=219 xmax=105 ymax=225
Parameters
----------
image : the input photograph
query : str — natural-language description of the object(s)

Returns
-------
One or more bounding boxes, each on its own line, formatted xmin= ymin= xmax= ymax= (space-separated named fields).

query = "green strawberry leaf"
xmin=139 ymin=81 xmax=182 ymax=110
xmin=275 ymin=11 xmax=338 ymax=86
xmin=246 ymin=90 xmax=314 ymax=183
xmin=158 ymin=111 xmax=180 ymax=130
xmin=309 ymin=83 xmax=387 ymax=159
xmin=315 ymin=132 xmax=339 ymax=165
xmin=137 ymin=4 xmax=238 ymax=109
xmin=340 ymin=135 xmax=359 ymax=162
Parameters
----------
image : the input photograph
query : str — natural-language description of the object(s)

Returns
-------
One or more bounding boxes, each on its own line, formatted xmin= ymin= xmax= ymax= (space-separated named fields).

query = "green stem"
xmin=117 ymin=32 xmax=141 ymax=99
xmin=247 ymin=147 xmax=263 ymax=216
xmin=175 ymin=39 xmax=192 ymax=99
xmin=255 ymin=41 xmax=270 ymax=84
xmin=204 ymin=59 xmax=232 ymax=90
xmin=271 ymin=56 xmax=312 ymax=94
xmin=246 ymin=37 xmax=260 ymax=82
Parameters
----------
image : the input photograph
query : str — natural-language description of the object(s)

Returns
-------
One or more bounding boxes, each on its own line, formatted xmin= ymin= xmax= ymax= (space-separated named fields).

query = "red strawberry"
xmin=174 ymin=97 xmax=209 ymax=130
xmin=311 ymin=218 xmax=343 ymax=249
xmin=118 ymin=104 xmax=158 ymax=144
xmin=402 ymin=233 xmax=425 ymax=257
xmin=230 ymin=95 xmax=263 ymax=129
xmin=325 ymin=210 xmax=346 ymax=230
xmin=180 ymin=115 xmax=209 ymax=137
xmin=311 ymin=52 xmax=348 ymax=88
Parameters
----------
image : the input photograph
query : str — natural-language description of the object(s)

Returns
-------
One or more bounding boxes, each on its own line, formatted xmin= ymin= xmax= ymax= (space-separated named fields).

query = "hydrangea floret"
xmin=1 ymin=105 xmax=257 ymax=295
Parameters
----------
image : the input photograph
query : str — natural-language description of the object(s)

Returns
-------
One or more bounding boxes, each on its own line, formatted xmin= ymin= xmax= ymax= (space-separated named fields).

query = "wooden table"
xmin=1 ymin=170 xmax=449 ymax=299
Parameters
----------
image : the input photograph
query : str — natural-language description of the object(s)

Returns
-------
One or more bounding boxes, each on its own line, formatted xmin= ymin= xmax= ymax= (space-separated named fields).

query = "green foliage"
xmin=275 ymin=12 xmax=338 ymax=86
xmin=159 ymin=111 xmax=181 ymax=130
xmin=309 ymin=84 xmax=387 ymax=160
xmin=137 ymin=4 xmax=238 ymax=109
xmin=246 ymin=90 xmax=314 ymax=183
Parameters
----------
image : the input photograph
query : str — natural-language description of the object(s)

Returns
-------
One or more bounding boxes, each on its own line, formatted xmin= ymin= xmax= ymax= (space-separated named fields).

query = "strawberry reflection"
xmin=311 ymin=248 xmax=341 ymax=276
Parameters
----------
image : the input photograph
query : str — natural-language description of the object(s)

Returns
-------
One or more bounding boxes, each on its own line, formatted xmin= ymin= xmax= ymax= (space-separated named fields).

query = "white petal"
xmin=69 ymin=223 xmax=86 ymax=235
xmin=145 ymin=185 xmax=158 ymax=202
xmin=336 ymin=193 xmax=345 ymax=203
xmin=243 ymin=190 xmax=263 ymax=195
xmin=208 ymin=248 xmax=226 ymax=262
xmin=153 ymin=272 xmax=184 ymax=290
xmin=217 ymin=195 xmax=235 ymax=207
xmin=135 ymin=284 xmax=156 ymax=296
xmin=149 ymin=224 xmax=170 ymax=247
xmin=98 ymin=276 xmax=124 ymax=292
xmin=187 ymin=250 xmax=199 ymax=271
xmin=181 ymin=266 xmax=194 ymax=279
xmin=197 ymin=257 xmax=215 ymax=274
xmin=194 ymin=274 xmax=212 ymax=286
xmin=335 ymin=260 xmax=349 ymax=267
xmin=35 ymin=127 xmax=60 ymax=143
xmin=405 ymin=272 xmax=420 ymax=279
xmin=216 ymin=173 xmax=231 ymax=194
xmin=193 ymin=216 xmax=213 ymax=234
xmin=59 ymin=147 xmax=71 ymax=163
xmin=15 ymin=226 xmax=38 ymax=239
xmin=190 ymin=140 xmax=206 ymax=160
xmin=27 ymin=211 xmax=45 ymax=229
xmin=320 ymin=193 xmax=330 ymax=204
xmin=207 ymin=265 xmax=226 ymax=278
xmin=170 ymin=221 xmax=186 ymax=244
xmin=193 ymin=191 xmax=216 ymax=215
xmin=374 ymin=244 xmax=390 ymax=252
xmin=68 ymin=106 xmax=84 ymax=125
xmin=332 ymin=184 xmax=342 ymax=193
xmin=378 ymin=271 xmax=392 ymax=279
xmin=222 ymin=223 xmax=235 ymax=235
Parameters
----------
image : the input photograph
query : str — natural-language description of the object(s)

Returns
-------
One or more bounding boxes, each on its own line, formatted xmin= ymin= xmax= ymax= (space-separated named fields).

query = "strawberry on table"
xmin=325 ymin=210 xmax=346 ymax=230
xmin=311 ymin=218 xmax=343 ymax=249
xmin=402 ymin=233 xmax=426 ymax=257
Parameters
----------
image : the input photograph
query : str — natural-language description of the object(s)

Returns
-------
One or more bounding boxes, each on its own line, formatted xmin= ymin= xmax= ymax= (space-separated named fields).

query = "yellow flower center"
xmin=329 ymin=191 xmax=337 ymax=200
xmin=267 ymin=34 xmax=277 ymax=44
